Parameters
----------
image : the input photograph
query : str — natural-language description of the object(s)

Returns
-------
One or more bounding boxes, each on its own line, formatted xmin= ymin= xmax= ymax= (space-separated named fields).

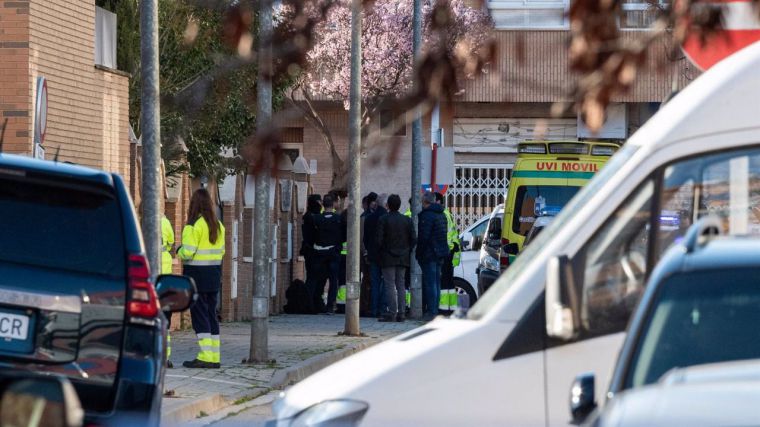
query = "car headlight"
xmin=273 ymin=399 xmax=369 ymax=427
xmin=481 ymin=254 xmax=499 ymax=272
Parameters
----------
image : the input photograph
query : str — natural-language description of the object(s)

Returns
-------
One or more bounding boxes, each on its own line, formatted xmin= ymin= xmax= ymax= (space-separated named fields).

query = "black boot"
xmin=395 ymin=313 xmax=405 ymax=322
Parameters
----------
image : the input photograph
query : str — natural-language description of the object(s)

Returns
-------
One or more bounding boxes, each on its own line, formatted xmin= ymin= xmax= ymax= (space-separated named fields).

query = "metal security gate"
xmin=445 ymin=164 xmax=512 ymax=232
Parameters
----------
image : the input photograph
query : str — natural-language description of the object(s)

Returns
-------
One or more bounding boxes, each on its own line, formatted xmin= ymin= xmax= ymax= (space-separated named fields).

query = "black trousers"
xmin=441 ymin=253 xmax=454 ymax=290
xmin=190 ymin=292 xmax=220 ymax=335
xmin=314 ymin=248 xmax=340 ymax=311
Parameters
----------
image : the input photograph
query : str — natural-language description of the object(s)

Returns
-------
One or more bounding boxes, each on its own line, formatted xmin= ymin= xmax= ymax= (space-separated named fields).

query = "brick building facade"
xmin=0 ymin=0 xmax=130 ymax=183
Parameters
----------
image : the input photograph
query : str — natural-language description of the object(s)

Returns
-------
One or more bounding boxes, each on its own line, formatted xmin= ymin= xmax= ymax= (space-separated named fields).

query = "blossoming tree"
xmin=287 ymin=0 xmax=493 ymax=191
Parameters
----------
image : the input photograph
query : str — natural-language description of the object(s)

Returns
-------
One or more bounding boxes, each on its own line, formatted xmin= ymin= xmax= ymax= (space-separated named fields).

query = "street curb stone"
xmin=269 ymin=341 xmax=374 ymax=388
xmin=162 ymin=340 xmax=375 ymax=426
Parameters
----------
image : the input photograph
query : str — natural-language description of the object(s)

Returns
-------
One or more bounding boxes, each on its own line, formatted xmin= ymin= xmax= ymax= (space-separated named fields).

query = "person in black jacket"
xmin=301 ymin=194 xmax=322 ymax=313
xmin=363 ymin=192 xmax=388 ymax=317
xmin=313 ymin=195 xmax=343 ymax=314
xmin=376 ymin=194 xmax=416 ymax=322
xmin=416 ymin=191 xmax=449 ymax=319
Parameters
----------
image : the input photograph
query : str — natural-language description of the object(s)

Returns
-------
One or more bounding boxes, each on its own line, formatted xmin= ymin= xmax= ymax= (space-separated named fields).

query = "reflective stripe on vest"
xmin=341 ymin=242 xmax=347 ymax=255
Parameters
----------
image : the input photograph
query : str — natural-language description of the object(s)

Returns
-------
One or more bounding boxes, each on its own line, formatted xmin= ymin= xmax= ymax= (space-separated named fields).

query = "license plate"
xmin=0 ymin=308 xmax=35 ymax=354
xmin=0 ymin=312 xmax=29 ymax=340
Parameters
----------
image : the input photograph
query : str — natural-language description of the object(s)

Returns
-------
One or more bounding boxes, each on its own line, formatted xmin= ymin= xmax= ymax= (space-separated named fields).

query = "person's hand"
xmin=452 ymin=243 xmax=460 ymax=253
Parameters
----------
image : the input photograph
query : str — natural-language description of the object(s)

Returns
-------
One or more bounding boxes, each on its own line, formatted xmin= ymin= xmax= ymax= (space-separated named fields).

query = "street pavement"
xmin=162 ymin=314 xmax=422 ymax=426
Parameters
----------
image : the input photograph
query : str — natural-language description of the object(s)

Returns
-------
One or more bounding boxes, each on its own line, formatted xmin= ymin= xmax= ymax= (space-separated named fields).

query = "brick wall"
xmin=24 ymin=0 xmax=130 ymax=182
xmin=0 ymin=0 xmax=31 ymax=154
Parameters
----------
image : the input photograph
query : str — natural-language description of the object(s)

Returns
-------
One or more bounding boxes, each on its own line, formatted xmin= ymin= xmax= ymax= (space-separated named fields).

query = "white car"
xmin=452 ymin=213 xmax=491 ymax=304
xmin=272 ymin=40 xmax=760 ymax=427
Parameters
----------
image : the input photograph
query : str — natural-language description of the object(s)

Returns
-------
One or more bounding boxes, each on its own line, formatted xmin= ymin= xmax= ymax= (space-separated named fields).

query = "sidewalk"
xmin=161 ymin=314 xmax=422 ymax=426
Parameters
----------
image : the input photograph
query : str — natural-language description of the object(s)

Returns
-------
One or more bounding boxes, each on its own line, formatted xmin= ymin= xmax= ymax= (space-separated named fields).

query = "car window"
xmin=511 ymin=186 xmax=581 ymax=236
xmin=0 ymin=177 xmax=126 ymax=277
xmin=626 ymin=268 xmax=760 ymax=388
xmin=468 ymin=143 xmax=640 ymax=320
xmin=657 ymin=148 xmax=760 ymax=255
xmin=469 ymin=219 xmax=489 ymax=242
xmin=579 ymin=180 xmax=653 ymax=337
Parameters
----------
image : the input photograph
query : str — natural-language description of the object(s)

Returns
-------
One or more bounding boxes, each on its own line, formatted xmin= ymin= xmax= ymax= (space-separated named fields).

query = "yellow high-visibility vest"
xmin=161 ymin=216 xmax=174 ymax=275
xmin=178 ymin=217 xmax=225 ymax=266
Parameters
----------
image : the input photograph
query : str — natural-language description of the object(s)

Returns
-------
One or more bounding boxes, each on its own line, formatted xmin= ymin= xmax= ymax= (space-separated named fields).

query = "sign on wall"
xmin=34 ymin=76 xmax=48 ymax=159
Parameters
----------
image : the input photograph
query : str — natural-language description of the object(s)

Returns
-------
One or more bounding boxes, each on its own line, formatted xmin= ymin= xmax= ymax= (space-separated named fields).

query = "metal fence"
xmin=445 ymin=164 xmax=512 ymax=231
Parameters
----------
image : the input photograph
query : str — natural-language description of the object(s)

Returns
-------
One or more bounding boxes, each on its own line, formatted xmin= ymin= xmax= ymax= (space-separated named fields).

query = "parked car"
xmin=452 ymin=213 xmax=491 ymax=305
xmin=582 ymin=359 xmax=760 ymax=427
xmin=476 ymin=204 xmax=503 ymax=296
xmin=271 ymin=40 xmax=760 ymax=427
xmin=571 ymin=218 xmax=760 ymax=424
xmin=0 ymin=154 xmax=196 ymax=426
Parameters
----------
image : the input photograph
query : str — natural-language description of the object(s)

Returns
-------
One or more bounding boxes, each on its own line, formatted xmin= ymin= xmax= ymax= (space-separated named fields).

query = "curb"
xmin=161 ymin=393 xmax=227 ymax=426
xmin=162 ymin=340 xmax=375 ymax=425
xmin=269 ymin=341 xmax=374 ymax=388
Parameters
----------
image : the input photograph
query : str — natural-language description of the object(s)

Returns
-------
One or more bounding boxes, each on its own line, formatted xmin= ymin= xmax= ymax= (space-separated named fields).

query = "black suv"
xmin=569 ymin=217 xmax=760 ymax=425
xmin=0 ymin=154 xmax=195 ymax=426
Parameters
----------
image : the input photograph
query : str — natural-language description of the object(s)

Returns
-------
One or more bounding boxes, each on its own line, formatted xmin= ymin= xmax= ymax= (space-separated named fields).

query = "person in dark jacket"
xmin=416 ymin=191 xmax=449 ymax=319
xmin=376 ymin=194 xmax=416 ymax=322
xmin=313 ymin=195 xmax=343 ymax=314
xmin=363 ymin=192 xmax=388 ymax=317
xmin=301 ymin=194 xmax=322 ymax=313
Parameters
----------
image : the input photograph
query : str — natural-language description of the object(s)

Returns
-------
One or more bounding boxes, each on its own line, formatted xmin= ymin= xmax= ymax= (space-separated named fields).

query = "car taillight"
xmin=500 ymin=238 xmax=510 ymax=270
xmin=127 ymin=254 xmax=159 ymax=319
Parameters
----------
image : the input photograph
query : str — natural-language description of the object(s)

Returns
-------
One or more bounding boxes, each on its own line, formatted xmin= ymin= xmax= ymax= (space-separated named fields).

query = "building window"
xmin=95 ymin=6 xmax=117 ymax=68
xmin=620 ymin=0 xmax=664 ymax=29
xmin=489 ymin=0 xmax=569 ymax=29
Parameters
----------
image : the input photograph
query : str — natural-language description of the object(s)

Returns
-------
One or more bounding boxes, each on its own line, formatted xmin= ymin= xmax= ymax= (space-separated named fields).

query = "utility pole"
xmin=140 ymin=0 xmax=161 ymax=278
xmin=250 ymin=0 xmax=273 ymax=362
xmin=409 ymin=0 xmax=423 ymax=319
xmin=344 ymin=0 xmax=362 ymax=336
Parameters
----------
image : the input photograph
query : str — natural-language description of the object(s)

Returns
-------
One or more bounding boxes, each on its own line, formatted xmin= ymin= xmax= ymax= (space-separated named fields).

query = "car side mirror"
xmin=503 ymin=243 xmax=519 ymax=255
xmin=0 ymin=375 xmax=84 ymax=427
xmin=156 ymin=275 xmax=197 ymax=313
xmin=545 ymin=255 xmax=579 ymax=340
xmin=471 ymin=235 xmax=483 ymax=251
xmin=570 ymin=373 xmax=596 ymax=424
xmin=461 ymin=232 xmax=473 ymax=250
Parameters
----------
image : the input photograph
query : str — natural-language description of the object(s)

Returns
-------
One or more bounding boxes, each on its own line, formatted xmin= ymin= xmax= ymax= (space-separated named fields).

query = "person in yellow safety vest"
xmin=161 ymin=215 xmax=175 ymax=368
xmin=177 ymin=189 xmax=225 ymax=369
xmin=435 ymin=192 xmax=461 ymax=313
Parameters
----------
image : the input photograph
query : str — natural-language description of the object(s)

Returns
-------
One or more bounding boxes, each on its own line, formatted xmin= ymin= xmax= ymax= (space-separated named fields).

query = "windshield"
xmin=626 ymin=268 xmax=760 ymax=389
xmin=468 ymin=143 xmax=640 ymax=320
xmin=512 ymin=186 xmax=580 ymax=236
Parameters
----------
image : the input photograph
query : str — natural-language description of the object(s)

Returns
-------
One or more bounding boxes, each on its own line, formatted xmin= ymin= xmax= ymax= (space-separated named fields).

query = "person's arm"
xmin=177 ymin=222 xmax=198 ymax=261
xmin=408 ymin=217 xmax=417 ymax=249
xmin=219 ymin=222 xmax=226 ymax=257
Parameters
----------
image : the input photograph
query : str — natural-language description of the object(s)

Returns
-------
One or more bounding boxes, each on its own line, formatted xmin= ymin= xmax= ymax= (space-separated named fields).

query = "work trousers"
xmin=381 ymin=266 xmax=406 ymax=316
xmin=190 ymin=292 xmax=220 ymax=363
xmin=304 ymin=254 xmax=324 ymax=313
xmin=314 ymin=248 xmax=340 ymax=312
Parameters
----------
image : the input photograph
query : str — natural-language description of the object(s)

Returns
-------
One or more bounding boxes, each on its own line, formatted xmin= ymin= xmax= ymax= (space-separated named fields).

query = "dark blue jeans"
xmin=370 ymin=262 xmax=385 ymax=317
xmin=421 ymin=260 xmax=442 ymax=316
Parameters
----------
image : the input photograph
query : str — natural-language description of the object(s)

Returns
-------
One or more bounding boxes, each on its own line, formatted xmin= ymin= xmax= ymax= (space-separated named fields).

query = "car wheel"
xmin=453 ymin=278 xmax=478 ymax=306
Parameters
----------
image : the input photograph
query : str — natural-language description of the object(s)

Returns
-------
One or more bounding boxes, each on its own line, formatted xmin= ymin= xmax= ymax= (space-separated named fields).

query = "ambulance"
xmin=271 ymin=41 xmax=760 ymax=427
xmin=499 ymin=141 xmax=618 ymax=270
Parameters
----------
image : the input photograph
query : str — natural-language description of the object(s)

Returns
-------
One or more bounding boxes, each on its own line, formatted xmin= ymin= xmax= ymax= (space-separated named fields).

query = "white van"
xmin=271 ymin=42 xmax=760 ymax=427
